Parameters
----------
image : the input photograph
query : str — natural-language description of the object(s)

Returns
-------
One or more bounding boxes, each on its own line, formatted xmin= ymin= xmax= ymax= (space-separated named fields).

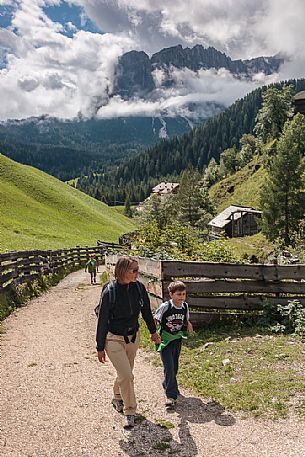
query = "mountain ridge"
xmin=113 ymin=44 xmax=284 ymax=98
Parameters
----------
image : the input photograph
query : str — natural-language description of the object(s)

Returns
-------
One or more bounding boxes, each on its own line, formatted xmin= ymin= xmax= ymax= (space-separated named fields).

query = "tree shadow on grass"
xmin=119 ymin=396 xmax=235 ymax=457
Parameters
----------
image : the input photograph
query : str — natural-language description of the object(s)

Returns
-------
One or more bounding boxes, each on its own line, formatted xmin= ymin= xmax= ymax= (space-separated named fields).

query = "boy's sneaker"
xmin=165 ymin=398 xmax=177 ymax=408
xmin=124 ymin=415 xmax=135 ymax=429
xmin=112 ymin=399 xmax=124 ymax=413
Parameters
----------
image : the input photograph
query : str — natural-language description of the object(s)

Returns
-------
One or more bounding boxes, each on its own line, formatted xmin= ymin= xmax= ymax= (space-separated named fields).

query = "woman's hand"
xmin=151 ymin=331 xmax=161 ymax=345
xmin=97 ymin=350 xmax=106 ymax=363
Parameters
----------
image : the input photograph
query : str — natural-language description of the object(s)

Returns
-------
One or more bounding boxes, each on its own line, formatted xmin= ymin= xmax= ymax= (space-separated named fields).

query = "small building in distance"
xmin=152 ymin=182 xmax=179 ymax=199
xmin=293 ymin=91 xmax=305 ymax=116
xmin=208 ymin=205 xmax=262 ymax=239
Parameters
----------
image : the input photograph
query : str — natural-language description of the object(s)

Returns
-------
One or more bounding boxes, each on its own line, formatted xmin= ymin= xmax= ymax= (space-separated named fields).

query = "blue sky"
xmin=0 ymin=0 xmax=304 ymax=120
xmin=43 ymin=1 xmax=101 ymax=37
xmin=0 ymin=4 xmax=15 ymax=28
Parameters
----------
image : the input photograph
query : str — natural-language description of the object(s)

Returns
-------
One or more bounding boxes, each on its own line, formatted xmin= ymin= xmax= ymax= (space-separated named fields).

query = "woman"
xmin=96 ymin=256 xmax=161 ymax=429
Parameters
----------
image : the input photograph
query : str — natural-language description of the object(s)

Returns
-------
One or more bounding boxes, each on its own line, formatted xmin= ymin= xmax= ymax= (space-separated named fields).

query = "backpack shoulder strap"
xmin=94 ymin=280 xmax=116 ymax=317
xmin=107 ymin=280 xmax=117 ymax=307
xmin=164 ymin=300 xmax=171 ymax=314
xmin=136 ymin=280 xmax=144 ymax=307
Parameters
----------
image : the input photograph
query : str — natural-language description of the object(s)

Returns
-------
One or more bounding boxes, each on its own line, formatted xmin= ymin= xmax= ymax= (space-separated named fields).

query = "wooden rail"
xmin=0 ymin=245 xmax=105 ymax=291
xmin=97 ymin=240 xmax=125 ymax=250
xmin=105 ymin=255 xmax=305 ymax=326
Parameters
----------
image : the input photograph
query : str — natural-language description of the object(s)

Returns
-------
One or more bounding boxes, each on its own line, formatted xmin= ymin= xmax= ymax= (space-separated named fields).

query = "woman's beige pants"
xmin=105 ymin=331 xmax=140 ymax=415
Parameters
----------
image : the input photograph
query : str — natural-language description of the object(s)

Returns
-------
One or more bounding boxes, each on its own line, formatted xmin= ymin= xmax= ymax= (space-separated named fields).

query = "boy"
xmin=155 ymin=281 xmax=193 ymax=407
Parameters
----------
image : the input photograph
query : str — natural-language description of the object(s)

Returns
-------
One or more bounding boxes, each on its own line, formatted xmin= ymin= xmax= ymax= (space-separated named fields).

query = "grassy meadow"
xmin=0 ymin=154 xmax=136 ymax=252
xmin=141 ymin=322 xmax=305 ymax=419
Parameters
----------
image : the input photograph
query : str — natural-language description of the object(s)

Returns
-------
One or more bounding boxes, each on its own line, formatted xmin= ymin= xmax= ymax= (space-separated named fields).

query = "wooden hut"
xmin=293 ymin=91 xmax=305 ymax=116
xmin=208 ymin=205 xmax=262 ymax=238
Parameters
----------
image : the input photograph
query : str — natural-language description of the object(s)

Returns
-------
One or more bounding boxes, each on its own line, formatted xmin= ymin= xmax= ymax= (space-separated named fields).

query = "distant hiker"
xmin=154 ymin=281 xmax=193 ymax=408
xmin=96 ymin=256 xmax=161 ymax=429
xmin=85 ymin=256 xmax=97 ymax=284
xmin=94 ymin=255 xmax=100 ymax=272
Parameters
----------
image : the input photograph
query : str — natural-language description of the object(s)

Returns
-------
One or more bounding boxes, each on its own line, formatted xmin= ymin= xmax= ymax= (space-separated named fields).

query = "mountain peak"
xmin=113 ymin=44 xmax=283 ymax=98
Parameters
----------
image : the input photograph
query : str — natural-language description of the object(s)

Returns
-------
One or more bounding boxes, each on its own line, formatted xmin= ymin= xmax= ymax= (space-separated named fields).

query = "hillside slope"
xmin=208 ymin=157 xmax=275 ymax=262
xmin=88 ymin=78 xmax=305 ymax=205
xmin=0 ymin=154 xmax=135 ymax=252
xmin=209 ymin=157 xmax=267 ymax=212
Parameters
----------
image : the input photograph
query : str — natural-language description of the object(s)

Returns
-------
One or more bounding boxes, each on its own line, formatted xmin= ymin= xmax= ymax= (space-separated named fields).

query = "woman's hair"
xmin=168 ymin=281 xmax=186 ymax=294
xmin=114 ymin=256 xmax=138 ymax=282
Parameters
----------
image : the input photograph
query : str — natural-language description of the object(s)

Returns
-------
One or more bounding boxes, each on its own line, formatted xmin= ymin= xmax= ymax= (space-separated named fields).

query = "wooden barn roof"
xmin=208 ymin=205 xmax=262 ymax=228
xmin=294 ymin=91 xmax=305 ymax=101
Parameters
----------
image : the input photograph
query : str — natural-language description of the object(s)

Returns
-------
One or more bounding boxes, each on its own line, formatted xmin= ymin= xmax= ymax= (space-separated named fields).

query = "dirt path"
xmin=1 ymin=270 xmax=304 ymax=457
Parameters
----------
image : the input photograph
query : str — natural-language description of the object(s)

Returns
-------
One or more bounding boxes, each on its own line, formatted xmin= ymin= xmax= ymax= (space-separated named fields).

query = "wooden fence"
xmin=2 ymin=246 xmax=305 ymax=326
xmin=0 ymin=245 xmax=106 ymax=291
xmin=105 ymin=255 xmax=305 ymax=325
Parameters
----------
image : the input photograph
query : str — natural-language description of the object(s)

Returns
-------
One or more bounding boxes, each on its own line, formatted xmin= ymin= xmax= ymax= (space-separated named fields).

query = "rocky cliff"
xmin=113 ymin=44 xmax=284 ymax=98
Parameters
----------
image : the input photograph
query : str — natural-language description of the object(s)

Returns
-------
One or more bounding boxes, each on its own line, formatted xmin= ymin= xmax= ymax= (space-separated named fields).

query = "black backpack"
xmin=94 ymin=280 xmax=144 ymax=317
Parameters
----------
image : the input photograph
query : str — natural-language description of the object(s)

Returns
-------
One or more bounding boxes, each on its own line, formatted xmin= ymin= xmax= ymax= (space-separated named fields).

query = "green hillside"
xmin=78 ymin=79 xmax=305 ymax=205
xmin=208 ymin=157 xmax=276 ymax=262
xmin=209 ymin=156 xmax=267 ymax=212
xmin=0 ymin=154 xmax=136 ymax=252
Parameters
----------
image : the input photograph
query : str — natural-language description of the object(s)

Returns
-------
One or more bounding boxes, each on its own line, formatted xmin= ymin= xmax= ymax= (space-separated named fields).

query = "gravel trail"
xmin=1 ymin=270 xmax=304 ymax=457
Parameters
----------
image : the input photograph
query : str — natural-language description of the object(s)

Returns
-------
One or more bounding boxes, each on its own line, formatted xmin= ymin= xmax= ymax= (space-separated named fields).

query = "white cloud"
xmin=65 ymin=21 xmax=77 ymax=32
xmin=96 ymin=65 xmax=279 ymax=119
xmin=0 ymin=0 xmax=135 ymax=119
xmin=0 ymin=0 xmax=305 ymax=120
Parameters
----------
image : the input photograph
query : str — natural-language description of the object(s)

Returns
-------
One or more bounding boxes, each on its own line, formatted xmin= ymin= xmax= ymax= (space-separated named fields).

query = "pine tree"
xmin=203 ymin=157 xmax=220 ymax=187
xmin=135 ymin=194 xmax=170 ymax=229
xmin=219 ymin=147 xmax=239 ymax=177
xmin=177 ymin=166 xmax=215 ymax=228
xmin=238 ymin=134 xmax=258 ymax=167
xmin=124 ymin=198 xmax=133 ymax=218
xmin=254 ymin=85 xmax=293 ymax=142
xmin=94 ymin=189 xmax=102 ymax=201
xmin=260 ymin=113 xmax=305 ymax=245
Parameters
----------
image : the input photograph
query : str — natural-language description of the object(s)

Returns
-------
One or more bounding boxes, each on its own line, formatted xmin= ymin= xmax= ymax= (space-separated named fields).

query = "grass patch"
xmin=140 ymin=321 xmax=305 ymax=419
xmin=156 ymin=419 xmax=175 ymax=429
xmin=100 ymin=270 xmax=110 ymax=286
xmin=222 ymin=232 xmax=275 ymax=263
xmin=209 ymin=156 xmax=266 ymax=212
xmin=135 ymin=414 xmax=146 ymax=423
xmin=153 ymin=441 xmax=171 ymax=451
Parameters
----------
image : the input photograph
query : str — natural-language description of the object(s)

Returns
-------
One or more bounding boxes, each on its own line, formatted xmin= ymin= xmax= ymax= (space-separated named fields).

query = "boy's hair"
xmin=114 ymin=256 xmax=138 ymax=282
xmin=168 ymin=280 xmax=186 ymax=294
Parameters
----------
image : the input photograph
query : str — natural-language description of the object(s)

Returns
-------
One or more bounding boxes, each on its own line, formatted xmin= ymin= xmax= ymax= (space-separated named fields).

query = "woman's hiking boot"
xmin=112 ymin=398 xmax=124 ymax=413
xmin=124 ymin=415 xmax=135 ymax=429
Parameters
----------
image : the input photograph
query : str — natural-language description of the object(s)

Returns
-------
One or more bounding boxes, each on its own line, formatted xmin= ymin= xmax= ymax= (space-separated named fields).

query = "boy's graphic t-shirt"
xmin=155 ymin=300 xmax=189 ymax=334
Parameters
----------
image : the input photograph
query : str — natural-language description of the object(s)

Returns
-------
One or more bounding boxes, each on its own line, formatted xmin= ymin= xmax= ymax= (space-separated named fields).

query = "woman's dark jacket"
xmin=96 ymin=280 xmax=156 ymax=351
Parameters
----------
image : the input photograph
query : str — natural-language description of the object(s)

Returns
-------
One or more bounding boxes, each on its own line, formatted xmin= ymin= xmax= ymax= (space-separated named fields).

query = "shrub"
xmin=260 ymin=299 xmax=305 ymax=336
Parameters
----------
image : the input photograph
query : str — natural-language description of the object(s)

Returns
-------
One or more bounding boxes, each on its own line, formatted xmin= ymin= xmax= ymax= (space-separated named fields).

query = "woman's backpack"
xmin=94 ymin=280 xmax=144 ymax=317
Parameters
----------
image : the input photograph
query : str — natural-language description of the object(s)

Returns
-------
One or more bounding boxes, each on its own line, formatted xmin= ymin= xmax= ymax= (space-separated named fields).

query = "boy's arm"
xmin=185 ymin=302 xmax=193 ymax=332
xmin=186 ymin=320 xmax=193 ymax=333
